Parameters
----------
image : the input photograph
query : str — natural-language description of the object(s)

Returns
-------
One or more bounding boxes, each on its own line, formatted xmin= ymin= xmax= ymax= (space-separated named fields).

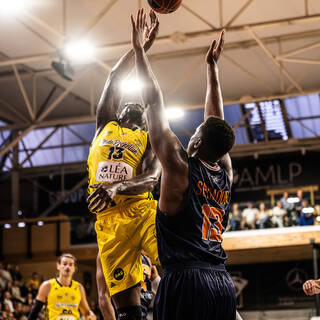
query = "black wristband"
xmin=28 ymin=300 xmax=45 ymax=320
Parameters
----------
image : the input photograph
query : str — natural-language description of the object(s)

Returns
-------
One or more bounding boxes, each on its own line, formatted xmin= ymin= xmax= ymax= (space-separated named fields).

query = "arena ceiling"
xmin=1 ymin=0 xmax=320 ymax=161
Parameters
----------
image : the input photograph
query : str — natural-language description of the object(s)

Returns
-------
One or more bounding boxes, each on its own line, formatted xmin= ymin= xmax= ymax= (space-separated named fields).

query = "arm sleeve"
xmin=28 ymin=300 xmax=45 ymax=320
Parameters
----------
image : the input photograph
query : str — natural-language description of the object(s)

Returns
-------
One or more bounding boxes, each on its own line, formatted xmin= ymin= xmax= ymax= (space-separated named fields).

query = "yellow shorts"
xmin=95 ymin=199 xmax=159 ymax=297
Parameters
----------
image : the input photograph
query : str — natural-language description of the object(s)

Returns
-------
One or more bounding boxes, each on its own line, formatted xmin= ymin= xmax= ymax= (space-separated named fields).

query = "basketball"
xmin=147 ymin=0 xmax=182 ymax=14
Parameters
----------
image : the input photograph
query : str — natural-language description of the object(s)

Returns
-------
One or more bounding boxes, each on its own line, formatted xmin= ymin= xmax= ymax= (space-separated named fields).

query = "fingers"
xmin=216 ymin=29 xmax=225 ymax=54
xmin=209 ymin=39 xmax=217 ymax=53
xmin=86 ymin=188 xmax=100 ymax=203
xmin=88 ymin=193 xmax=107 ymax=212
xmin=150 ymin=9 xmax=156 ymax=25
xmin=130 ymin=13 xmax=135 ymax=29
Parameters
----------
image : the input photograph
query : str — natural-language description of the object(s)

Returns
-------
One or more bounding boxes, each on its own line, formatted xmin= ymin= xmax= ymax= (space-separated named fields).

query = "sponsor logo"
xmin=99 ymin=139 xmax=139 ymax=154
xmin=114 ymin=268 xmax=124 ymax=281
xmin=55 ymin=303 xmax=78 ymax=308
xmin=110 ymin=282 xmax=116 ymax=288
xmin=95 ymin=161 xmax=133 ymax=182
xmin=57 ymin=295 xmax=63 ymax=299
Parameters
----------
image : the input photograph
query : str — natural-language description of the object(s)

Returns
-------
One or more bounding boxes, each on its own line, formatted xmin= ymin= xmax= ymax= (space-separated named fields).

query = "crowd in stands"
xmin=0 ymin=263 xmax=100 ymax=320
xmin=228 ymin=190 xmax=319 ymax=231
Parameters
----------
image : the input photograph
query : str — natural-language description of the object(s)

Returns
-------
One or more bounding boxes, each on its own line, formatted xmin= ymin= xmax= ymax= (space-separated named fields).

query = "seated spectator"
xmin=12 ymin=280 xmax=25 ymax=303
xmin=11 ymin=265 xmax=22 ymax=282
xmin=14 ymin=302 xmax=24 ymax=319
xmin=272 ymin=201 xmax=287 ymax=228
xmin=0 ymin=272 xmax=6 ymax=291
xmin=241 ymin=202 xmax=258 ymax=230
xmin=3 ymin=291 xmax=14 ymax=313
xmin=229 ymin=203 xmax=242 ymax=231
xmin=280 ymin=191 xmax=296 ymax=226
xmin=298 ymin=200 xmax=314 ymax=226
xmin=256 ymin=203 xmax=271 ymax=229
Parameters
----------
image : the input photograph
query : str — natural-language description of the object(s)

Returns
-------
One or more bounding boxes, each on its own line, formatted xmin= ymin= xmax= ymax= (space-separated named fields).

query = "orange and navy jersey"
xmin=87 ymin=121 xmax=152 ymax=213
xmin=156 ymin=157 xmax=231 ymax=267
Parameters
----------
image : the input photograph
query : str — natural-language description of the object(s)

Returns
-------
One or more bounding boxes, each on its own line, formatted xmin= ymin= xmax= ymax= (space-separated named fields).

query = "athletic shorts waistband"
xmin=163 ymin=261 xmax=226 ymax=273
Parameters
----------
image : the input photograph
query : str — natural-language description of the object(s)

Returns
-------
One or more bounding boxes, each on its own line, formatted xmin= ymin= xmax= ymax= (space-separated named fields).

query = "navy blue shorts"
xmin=153 ymin=262 xmax=236 ymax=320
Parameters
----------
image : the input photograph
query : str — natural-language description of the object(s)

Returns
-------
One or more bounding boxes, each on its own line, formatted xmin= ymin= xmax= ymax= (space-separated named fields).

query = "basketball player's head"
xmin=187 ymin=116 xmax=235 ymax=162
xmin=57 ymin=253 xmax=77 ymax=278
xmin=118 ymin=102 xmax=146 ymax=130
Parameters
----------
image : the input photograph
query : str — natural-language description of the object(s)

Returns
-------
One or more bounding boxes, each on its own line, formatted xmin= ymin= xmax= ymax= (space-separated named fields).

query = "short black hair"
xmin=201 ymin=116 xmax=235 ymax=161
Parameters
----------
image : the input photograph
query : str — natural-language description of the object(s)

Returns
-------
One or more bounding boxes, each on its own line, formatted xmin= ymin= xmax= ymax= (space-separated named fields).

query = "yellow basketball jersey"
xmin=87 ymin=121 xmax=152 ymax=213
xmin=46 ymin=279 xmax=81 ymax=320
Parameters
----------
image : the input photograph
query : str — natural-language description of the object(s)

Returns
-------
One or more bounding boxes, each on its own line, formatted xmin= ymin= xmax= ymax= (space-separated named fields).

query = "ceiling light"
xmin=64 ymin=40 xmax=95 ymax=62
xmin=37 ymin=221 xmax=44 ymax=226
xmin=18 ymin=222 xmax=26 ymax=228
xmin=166 ymin=107 xmax=184 ymax=120
xmin=121 ymin=78 xmax=143 ymax=93
xmin=4 ymin=223 xmax=11 ymax=229
xmin=0 ymin=0 xmax=25 ymax=15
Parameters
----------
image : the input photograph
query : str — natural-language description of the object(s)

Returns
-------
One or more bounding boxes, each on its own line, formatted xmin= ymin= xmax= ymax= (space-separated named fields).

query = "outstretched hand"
xmin=144 ymin=10 xmax=160 ymax=48
xmin=131 ymin=8 xmax=147 ymax=51
xmin=206 ymin=30 xmax=225 ymax=65
xmin=303 ymin=279 xmax=320 ymax=296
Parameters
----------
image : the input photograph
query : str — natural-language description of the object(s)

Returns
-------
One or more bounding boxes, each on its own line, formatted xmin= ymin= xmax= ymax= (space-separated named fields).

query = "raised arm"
xmin=204 ymin=31 xmax=233 ymax=183
xmin=131 ymin=9 xmax=188 ymax=214
xmin=95 ymin=14 xmax=159 ymax=133
xmin=204 ymin=30 xmax=225 ymax=121
xmin=87 ymin=142 xmax=161 ymax=213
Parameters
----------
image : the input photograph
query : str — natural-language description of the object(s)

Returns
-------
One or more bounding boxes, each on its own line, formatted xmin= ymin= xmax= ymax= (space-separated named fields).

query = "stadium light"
xmin=37 ymin=221 xmax=44 ymax=226
xmin=4 ymin=223 xmax=11 ymax=229
xmin=0 ymin=0 xmax=25 ymax=15
xmin=18 ymin=210 xmax=22 ymax=216
xmin=166 ymin=107 xmax=185 ymax=120
xmin=18 ymin=222 xmax=26 ymax=228
xmin=121 ymin=77 xmax=143 ymax=93
xmin=64 ymin=40 xmax=95 ymax=62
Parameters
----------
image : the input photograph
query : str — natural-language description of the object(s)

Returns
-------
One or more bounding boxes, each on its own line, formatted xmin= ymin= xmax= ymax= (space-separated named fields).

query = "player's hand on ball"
xmin=131 ymin=8 xmax=146 ymax=51
xmin=206 ymin=29 xmax=225 ymax=66
xmin=144 ymin=10 xmax=159 ymax=47
xmin=303 ymin=279 xmax=320 ymax=296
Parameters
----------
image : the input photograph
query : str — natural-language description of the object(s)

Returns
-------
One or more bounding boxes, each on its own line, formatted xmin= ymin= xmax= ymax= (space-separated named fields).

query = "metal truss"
xmin=1 ymin=0 xmax=320 ymax=219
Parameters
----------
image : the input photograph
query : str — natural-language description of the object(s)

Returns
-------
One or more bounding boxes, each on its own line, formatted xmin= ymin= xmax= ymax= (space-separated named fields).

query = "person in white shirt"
xmin=272 ymin=201 xmax=287 ymax=228
xmin=241 ymin=202 xmax=258 ymax=229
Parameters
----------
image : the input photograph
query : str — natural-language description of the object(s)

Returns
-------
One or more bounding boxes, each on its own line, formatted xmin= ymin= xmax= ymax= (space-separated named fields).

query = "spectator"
xmin=256 ymin=203 xmax=270 ymax=229
xmin=0 ymin=272 xmax=6 ymax=291
xmin=11 ymin=265 xmax=22 ymax=282
xmin=272 ymin=201 xmax=287 ymax=228
xmin=241 ymin=202 xmax=258 ymax=230
xmin=280 ymin=191 xmax=296 ymax=226
xmin=12 ymin=280 xmax=25 ymax=303
xmin=298 ymin=200 xmax=314 ymax=226
xmin=3 ymin=291 xmax=14 ymax=313
xmin=229 ymin=203 xmax=242 ymax=231
xmin=29 ymin=273 xmax=39 ymax=291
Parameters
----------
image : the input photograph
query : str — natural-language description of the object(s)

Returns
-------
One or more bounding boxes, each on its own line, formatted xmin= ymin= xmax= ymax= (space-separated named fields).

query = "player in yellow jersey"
xmin=27 ymin=253 xmax=95 ymax=320
xmin=86 ymin=10 xmax=161 ymax=320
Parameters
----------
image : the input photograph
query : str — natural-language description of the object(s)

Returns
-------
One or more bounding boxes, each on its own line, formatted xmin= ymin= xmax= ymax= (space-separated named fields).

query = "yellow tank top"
xmin=87 ymin=121 xmax=151 ymax=214
xmin=46 ymin=279 xmax=81 ymax=320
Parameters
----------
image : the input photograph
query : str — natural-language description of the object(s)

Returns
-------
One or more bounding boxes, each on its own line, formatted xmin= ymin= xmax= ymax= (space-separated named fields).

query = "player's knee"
xmin=117 ymin=306 xmax=142 ymax=320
